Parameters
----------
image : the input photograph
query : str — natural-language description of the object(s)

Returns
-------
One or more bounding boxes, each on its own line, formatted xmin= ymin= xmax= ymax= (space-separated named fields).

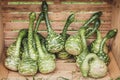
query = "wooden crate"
xmin=0 ymin=0 xmax=120 ymax=80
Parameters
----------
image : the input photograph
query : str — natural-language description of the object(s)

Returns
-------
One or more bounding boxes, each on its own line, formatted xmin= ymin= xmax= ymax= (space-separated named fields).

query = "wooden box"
xmin=0 ymin=0 xmax=120 ymax=80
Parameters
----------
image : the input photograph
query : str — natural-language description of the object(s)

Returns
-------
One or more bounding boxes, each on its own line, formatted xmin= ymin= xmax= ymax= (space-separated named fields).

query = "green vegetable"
xmin=97 ymin=29 xmax=118 ymax=65
xmin=5 ymin=29 xmax=28 ymax=71
xmin=57 ymin=14 xmax=75 ymax=59
xmin=76 ymin=28 xmax=89 ymax=67
xmin=42 ymin=1 xmax=65 ymax=53
xmin=65 ymin=18 xmax=101 ymax=56
xmin=82 ymin=11 xmax=102 ymax=27
xmin=33 ymin=12 xmax=45 ymax=51
xmin=28 ymin=12 xmax=38 ymax=61
xmin=81 ymin=53 xmax=107 ymax=78
xmin=89 ymin=30 xmax=108 ymax=54
xmin=57 ymin=50 xmax=72 ymax=59
xmin=34 ymin=33 xmax=56 ymax=74
xmin=34 ymin=12 xmax=44 ymax=33
xmin=18 ymin=38 xmax=38 ymax=76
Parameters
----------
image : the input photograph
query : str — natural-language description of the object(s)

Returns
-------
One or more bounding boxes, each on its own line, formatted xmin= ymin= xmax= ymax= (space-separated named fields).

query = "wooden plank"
xmin=4 ymin=22 xmax=111 ymax=31
xmin=1 ymin=4 xmax=112 ymax=12
xmin=4 ymin=38 xmax=110 ymax=48
xmin=111 ymin=0 xmax=120 ymax=69
xmin=108 ymin=52 xmax=120 ymax=79
xmin=2 ymin=0 xmax=110 ymax=2
xmin=0 ymin=0 xmax=4 ymax=60
xmin=2 ymin=12 xmax=111 ymax=22
xmin=4 ymin=30 xmax=109 ymax=39
xmin=0 ymin=51 xmax=9 ymax=79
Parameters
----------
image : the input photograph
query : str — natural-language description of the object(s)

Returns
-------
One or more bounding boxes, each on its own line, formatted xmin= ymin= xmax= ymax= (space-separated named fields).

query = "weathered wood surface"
xmin=0 ymin=0 xmax=4 ymax=60
xmin=111 ymin=0 xmax=120 ymax=69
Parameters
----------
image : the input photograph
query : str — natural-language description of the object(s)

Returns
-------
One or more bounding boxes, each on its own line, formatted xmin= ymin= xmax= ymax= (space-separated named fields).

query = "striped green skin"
xmin=34 ymin=33 xmax=56 ymax=74
xmin=5 ymin=29 xmax=28 ymax=71
xmin=65 ymin=18 xmax=101 ymax=56
xmin=97 ymin=29 xmax=118 ymax=65
xmin=42 ymin=1 xmax=65 ymax=53
xmin=28 ymin=12 xmax=38 ymax=61
xmin=76 ymin=28 xmax=89 ymax=67
xmin=81 ymin=53 xmax=107 ymax=78
xmin=18 ymin=38 xmax=37 ymax=76
xmin=57 ymin=14 xmax=75 ymax=59
xmin=89 ymin=30 xmax=108 ymax=55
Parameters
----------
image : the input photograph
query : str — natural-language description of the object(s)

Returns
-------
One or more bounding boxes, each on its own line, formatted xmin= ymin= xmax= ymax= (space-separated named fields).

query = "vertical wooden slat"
xmin=0 ymin=0 xmax=4 ymax=61
xmin=111 ymin=0 xmax=120 ymax=71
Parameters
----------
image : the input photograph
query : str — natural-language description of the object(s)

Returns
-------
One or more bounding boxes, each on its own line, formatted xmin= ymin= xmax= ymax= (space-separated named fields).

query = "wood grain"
xmin=2 ymin=12 xmax=111 ymax=22
xmin=111 ymin=0 xmax=120 ymax=69
xmin=108 ymin=52 xmax=120 ymax=79
xmin=1 ymin=4 xmax=112 ymax=12
xmin=0 ymin=1 xmax=4 ymax=61
xmin=1 ymin=0 xmax=111 ymax=2
xmin=4 ymin=22 xmax=111 ymax=31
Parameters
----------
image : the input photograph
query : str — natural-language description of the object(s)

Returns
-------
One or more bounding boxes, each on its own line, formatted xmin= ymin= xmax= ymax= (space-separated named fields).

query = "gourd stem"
xmin=99 ymin=37 xmax=108 ymax=53
xmin=96 ymin=30 xmax=102 ymax=40
xmin=28 ymin=19 xmax=35 ymax=51
xmin=82 ymin=11 xmax=102 ymax=28
xmin=15 ymin=35 xmax=23 ymax=57
xmin=85 ymin=18 xmax=101 ymax=38
xmin=44 ymin=9 xmax=53 ymax=34
xmin=34 ymin=12 xmax=44 ymax=33
xmin=34 ymin=34 xmax=45 ymax=58
xmin=61 ymin=14 xmax=74 ymax=39
xmin=15 ymin=29 xmax=27 ymax=57
xmin=80 ymin=28 xmax=88 ymax=51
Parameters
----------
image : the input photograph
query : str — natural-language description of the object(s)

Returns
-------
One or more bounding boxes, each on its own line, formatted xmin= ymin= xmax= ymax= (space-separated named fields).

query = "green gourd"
xmin=89 ymin=30 xmax=108 ymax=54
xmin=18 ymin=38 xmax=38 ymax=76
xmin=76 ymin=27 xmax=89 ymax=67
xmin=57 ymin=14 xmax=75 ymax=59
xmin=5 ymin=29 xmax=28 ymax=71
xmin=97 ymin=29 xmax=118 ymax=65
xmin=28 ymin=12 xmax=38 ymax=61
xmin=42 ymin=1 xmax=69 ymax=53
xmin=34 ymin=33 xmax=56 ymax=74
xmin=81 ymin=53 xmax=107 ymax=78
xmin=65 ymin=17 xmax=101 ymax=56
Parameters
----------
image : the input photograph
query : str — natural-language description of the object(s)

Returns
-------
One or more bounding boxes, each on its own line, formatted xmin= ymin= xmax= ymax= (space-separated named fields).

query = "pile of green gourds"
xmin=4 ymin=0 xmax=118 ymax=79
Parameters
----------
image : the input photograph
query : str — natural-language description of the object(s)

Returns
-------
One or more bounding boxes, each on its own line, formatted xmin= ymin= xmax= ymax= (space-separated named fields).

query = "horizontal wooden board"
xmin=2 ymin=12 xmax=111 ymax=22
xmin=4 ymin=30 xmax=109 ymax=38
xmin=4 ymin=22 xmax=111 ymax=31
xmin=1 ymin=0 xmax=111 ymax=2
xmin=1 ymin=4 xmax=112 ymax=12
xmin=5 ymin=38 xmax=110 ymax=47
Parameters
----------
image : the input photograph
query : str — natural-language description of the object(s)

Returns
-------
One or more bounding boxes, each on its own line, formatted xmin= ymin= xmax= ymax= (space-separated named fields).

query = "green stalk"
xmin=42 ymin=1 xmax=53 ymax=33
xmin=61 ymin=14 xmax=75 ymax=40
xmin=28 ymin=12 xmax=38 ymax=61
xmin=82 ymin=11 xmax=102 ymax=27
xmin=34 ymin=12 xmax=44 ymax=33
xmin=85 ymin=18 xmax=101 ymax=38
xmin=15 ymin=29 xmax=28 ymax=57
xmin=34 ymin=33 xmax=45 ymax=58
